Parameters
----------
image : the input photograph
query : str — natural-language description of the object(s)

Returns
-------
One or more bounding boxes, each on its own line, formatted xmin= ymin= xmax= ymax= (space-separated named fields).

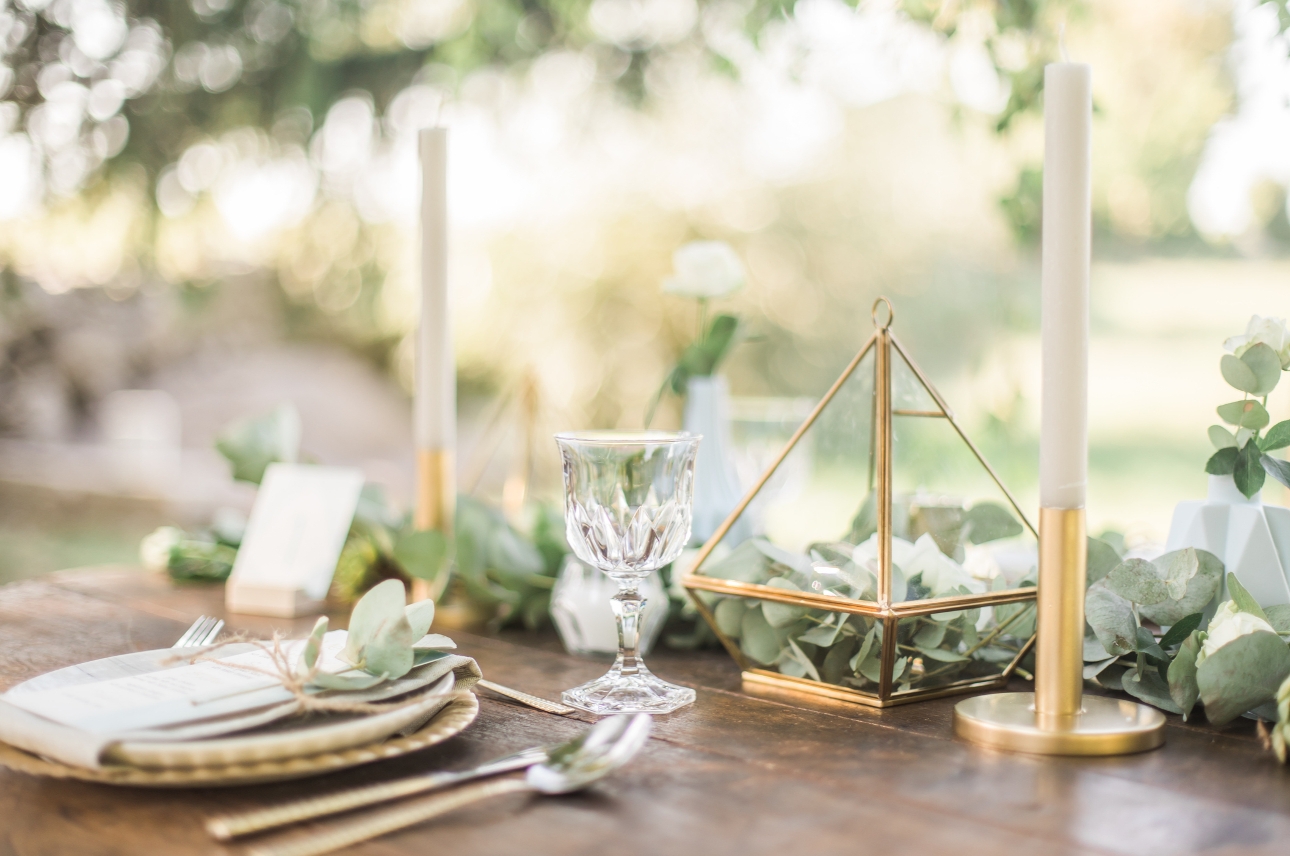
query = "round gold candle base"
xmin=953 ymin=692 xmax=1165 ymax=756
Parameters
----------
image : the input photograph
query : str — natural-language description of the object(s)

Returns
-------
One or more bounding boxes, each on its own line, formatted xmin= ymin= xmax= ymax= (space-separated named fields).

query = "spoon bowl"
xmin=527 ymin=713 xmax=652 ymax=794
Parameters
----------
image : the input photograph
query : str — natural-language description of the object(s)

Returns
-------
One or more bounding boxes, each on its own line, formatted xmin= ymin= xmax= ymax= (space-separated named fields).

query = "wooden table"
xmin=1 ymin=567 xmax=1288 ymax=855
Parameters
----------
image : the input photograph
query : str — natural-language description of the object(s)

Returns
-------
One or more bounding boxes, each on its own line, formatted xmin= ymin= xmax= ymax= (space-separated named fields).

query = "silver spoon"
xmin=246 ymin=714 xmax=652 ymax=856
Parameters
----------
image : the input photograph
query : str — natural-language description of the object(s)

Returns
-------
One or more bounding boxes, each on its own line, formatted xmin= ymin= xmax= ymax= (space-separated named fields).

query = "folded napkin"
xmin=0 ymin=644 xmax=480 ymax=770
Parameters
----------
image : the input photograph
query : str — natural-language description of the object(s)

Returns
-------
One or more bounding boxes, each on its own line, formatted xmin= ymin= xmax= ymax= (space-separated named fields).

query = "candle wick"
xmin=1058 ymin=22 xmax=1070 ymax=62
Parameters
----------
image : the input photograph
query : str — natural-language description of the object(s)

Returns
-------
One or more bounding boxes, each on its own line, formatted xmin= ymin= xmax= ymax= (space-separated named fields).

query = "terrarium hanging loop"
xmin=871 ymin=296 xmax=894 ymax=330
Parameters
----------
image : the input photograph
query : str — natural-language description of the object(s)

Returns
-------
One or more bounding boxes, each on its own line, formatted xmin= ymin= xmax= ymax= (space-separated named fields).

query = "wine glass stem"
xmin=611 ymin=581 xmax=645 ymax=676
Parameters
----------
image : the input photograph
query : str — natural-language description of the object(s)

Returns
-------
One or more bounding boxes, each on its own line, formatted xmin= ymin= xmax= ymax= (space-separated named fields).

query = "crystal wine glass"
xmin=555 ymin=431 xmax=700 ymax=715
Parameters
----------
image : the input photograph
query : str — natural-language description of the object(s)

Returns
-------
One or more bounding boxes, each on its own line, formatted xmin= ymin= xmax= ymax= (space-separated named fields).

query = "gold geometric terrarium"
xmin=682 ymin=298 xmax=1039 ymax=707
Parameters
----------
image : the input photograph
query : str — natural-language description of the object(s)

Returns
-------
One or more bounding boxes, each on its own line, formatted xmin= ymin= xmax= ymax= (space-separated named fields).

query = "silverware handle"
xmin=206 ymin=772 xmax=456 ymax=841
xmin=477 ymin=679 xmax=576 ymax=715
xmin=245 ymin=777 xmax=532 ymax=856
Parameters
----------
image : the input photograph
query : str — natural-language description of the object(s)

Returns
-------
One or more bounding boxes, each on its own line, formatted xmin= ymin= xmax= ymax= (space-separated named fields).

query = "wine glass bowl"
xmin=555 ymin=431 xmax=700 ymax=715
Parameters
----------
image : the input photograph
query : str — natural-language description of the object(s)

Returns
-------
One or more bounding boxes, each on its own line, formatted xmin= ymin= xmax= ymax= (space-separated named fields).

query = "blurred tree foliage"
xmin=1 ymin=0 xmax=1073 ymax=206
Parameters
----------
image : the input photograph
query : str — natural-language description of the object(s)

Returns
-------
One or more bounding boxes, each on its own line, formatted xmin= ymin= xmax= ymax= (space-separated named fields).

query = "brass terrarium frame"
xmin=682 ymin=298 xmax=1039 ymax=707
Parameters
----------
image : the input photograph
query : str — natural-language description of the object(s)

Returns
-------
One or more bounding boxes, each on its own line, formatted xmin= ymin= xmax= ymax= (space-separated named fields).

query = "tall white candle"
xmin=415 ymin=128 xmax=454 ymax=453
xmin=1039 ymin=63 xmax=1091 ymax=510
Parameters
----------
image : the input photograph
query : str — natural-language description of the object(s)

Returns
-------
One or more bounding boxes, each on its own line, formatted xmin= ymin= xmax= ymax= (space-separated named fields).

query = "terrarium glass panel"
xmin=692 ymin=348 xmax=876 ymax=591
xmin=701 ymin=588 xmax=881 ymax=699
xmin=878 ymin=411 xmax=1039 ymax=601
xmin=684 ymin=311 xmax=1039 ymax=706
xmin=888 ymin=604 xmax=1035 ymax=696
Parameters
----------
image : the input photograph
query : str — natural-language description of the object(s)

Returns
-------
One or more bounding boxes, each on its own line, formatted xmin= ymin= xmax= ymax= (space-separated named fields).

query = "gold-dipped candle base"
xmin=953 ymin=507 xmax=1165 ymax=756
xmin=414 ymin=448 xmax=455 ymax=532
xmin=953 ymin=692 xmax=1165 ymax=755
xmin=412 ymin=448 xmax=455 ymax=603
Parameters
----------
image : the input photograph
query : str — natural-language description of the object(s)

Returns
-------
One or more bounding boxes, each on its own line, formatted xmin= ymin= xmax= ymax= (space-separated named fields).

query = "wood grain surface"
xmin=0 ymin=567 xmax=1287 ymax=856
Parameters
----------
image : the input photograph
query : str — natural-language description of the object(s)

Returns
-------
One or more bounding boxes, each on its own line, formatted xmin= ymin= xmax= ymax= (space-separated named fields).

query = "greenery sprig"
xmin=1204 ymin=316 xmax=1290 ymax=497
xmin=1083 ymin=537 xmax=1290 ymax=741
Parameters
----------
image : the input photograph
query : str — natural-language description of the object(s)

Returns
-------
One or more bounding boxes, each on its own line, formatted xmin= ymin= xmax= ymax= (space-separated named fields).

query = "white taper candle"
xmin=415 ymin=128 xmax=454 ymax=452
xmin=1040 ymin=63 xmax=1091 ymax=510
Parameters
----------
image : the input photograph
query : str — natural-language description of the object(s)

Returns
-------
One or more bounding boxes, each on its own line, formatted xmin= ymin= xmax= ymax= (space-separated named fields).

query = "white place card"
xmin=225 ymin=464 xmax=364 ymax=617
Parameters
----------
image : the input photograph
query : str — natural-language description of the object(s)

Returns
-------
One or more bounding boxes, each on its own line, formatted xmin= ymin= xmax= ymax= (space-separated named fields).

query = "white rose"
xmin=852 ymin=533 xmax=984 ymax=596
xmin=903 ymin=533 xmax=985 ymax=596
xmin=140 ymin=526 xmax=184 ymax=573
xmin=1225 ymin=315 xmax=1290 ymax=370
xmin=662 ymin=241 xmax=746 ymax=299
xmin=1197 ymin=599 xmax=1277 ymax=665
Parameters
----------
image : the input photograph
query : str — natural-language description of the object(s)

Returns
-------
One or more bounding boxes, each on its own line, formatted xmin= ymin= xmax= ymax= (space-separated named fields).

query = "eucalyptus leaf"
xmin=1106 ymin=559 xmax=1168 ymax=605
xmin=297 ymin=616 xmax=328 ymax=675
xmin=963 ymin=502 xmax=1023 ymax=544
xmin=1208 ymin=424 xmax=1238 ymax=450
xmin=822 ymin=636 xmax=858 ymax=685
xmin=1086 ymin=582 xmax=1137 ymax=656
xmin=714 ymin=597 xmax=750 ymax=636
xmin=1084 ymin=634 xmax=1117 ymax=662
xmin=1091 ymin=663 xmax=1126 ymax=691
xmin=778 ymin=657 xmax=808 ymax=679
xmin=1157 ymin=549 xmax=1211 ymax=601
xmin=1263 ymin=454 xmax=1290 ymax=491
xmin=361 ymin=637 xmax=414 ymax=680
xmin=1196 ymin=630 xmax=1290 ymax=725
xmin=892 ymin=656 xmax=909 ymax=681
xmin=740 ymin=608 xmax=783 ymax=664
xmin=310 ymin=672 xmax=390 ymax=692
xmin=1122 ymin=667 xmax=1183 ymax=714
xmin=919 ymin=646 xmax=969 ymax=662
xmin=704 ymin=541 xmax=771 ymax=583
xmin=1134 ymin=626 xmax=1167 ymax=662
xmin=1240 ymin=343 xmax=1282 ymax=396
xmin=762 ymin=578 xmax=808 ymax=627
xmin=412 ymin=633 xmax=455 ymax=650
xmin=850 ymin=626 xmax=877 ymax=671
xmin=1217 ymin=399 xmax=1270 ymax=430
xmin=342 ymin=579 xmax=418 ymax=679
xmin=1227 ymin=572 xmax=1270 ymax=621
xmin=214 ymin=404 xmax=301 ymax=485
xmin=1159 ymin=612 xmax=1205 ymax=649
xmin=1220 ymin=353 xmax=1260 ymax=394
xmin=752 ymin=539 xmax=813 ymax=574
xmin=1262 ymin=420 xmax=1290 ymax=453
xmin=786 ymin=638 xmax=821 ymax=682
xmin=393 ymin=530 xmax=449 ymax=585
xmin=1086 ymin=537 xmax=1122 ymax=583
xmin=1084 ymin=654 xmax=1124 ymax=679
xmin=1235 ymin=440 xmax=1267 ymax=498
xmin=1265 ymin=604 xmax=1290 ymax=633
xmin=857 ymin=638 xmax=884 ymax=683
xmin=1139 ymin=549 xmax=1222 ymax=627
xmin=1168 ymin=632 xmax=1201 ymax=719
xmin=798 ymin=619 xmax=844 ymax=647
xmin=405 ymin=600 xmax=436 ymax=639
xmin=1206 ymin=446 xmax=1239 ymax=476
xmin=913 ymin=622 xmax=946 ymax=649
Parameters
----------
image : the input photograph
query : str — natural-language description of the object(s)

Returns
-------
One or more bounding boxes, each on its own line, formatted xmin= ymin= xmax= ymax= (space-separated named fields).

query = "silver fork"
xmin=172 ymin=615 xmax=225 ymax=648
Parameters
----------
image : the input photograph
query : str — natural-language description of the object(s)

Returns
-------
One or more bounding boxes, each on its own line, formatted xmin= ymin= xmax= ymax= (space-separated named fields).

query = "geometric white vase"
xmin=682 ymin=375 xmax=747 ymax=545
xmin=549 ymin=555 xmax=668 ymax=657
xmin=1165 ymin=473 xmax=1290 ymax=609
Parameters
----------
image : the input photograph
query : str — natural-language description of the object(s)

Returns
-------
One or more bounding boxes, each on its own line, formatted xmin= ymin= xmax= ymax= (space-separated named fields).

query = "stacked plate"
xmin=0 ymin=646 xmax=480 ymax=787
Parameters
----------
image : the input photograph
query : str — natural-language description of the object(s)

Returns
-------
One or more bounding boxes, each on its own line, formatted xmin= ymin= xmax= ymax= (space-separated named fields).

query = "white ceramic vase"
xmin=683 ymin=375 xmax=747 ymax=544
xmin=1165 ymin=474 xmax=1290 ymax=609
xmin=549 ymin=555 xmax=668 ymax=656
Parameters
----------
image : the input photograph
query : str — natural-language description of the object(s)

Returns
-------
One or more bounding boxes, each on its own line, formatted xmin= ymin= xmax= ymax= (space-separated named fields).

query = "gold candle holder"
xmin=952 ymin=507 xmax=1166 ymax=755
xmin=412 ymin=448 xmax=455 ymax=602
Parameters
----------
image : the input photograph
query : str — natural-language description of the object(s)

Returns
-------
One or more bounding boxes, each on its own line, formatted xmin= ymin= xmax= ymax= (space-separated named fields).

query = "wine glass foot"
xmin=562 ymin=669 xmax=696 ymax=715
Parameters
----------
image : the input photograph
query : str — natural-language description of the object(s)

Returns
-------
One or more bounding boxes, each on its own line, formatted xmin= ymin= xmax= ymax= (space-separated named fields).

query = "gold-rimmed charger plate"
xmin=0 ymin=693 xmax=478 ymax=788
